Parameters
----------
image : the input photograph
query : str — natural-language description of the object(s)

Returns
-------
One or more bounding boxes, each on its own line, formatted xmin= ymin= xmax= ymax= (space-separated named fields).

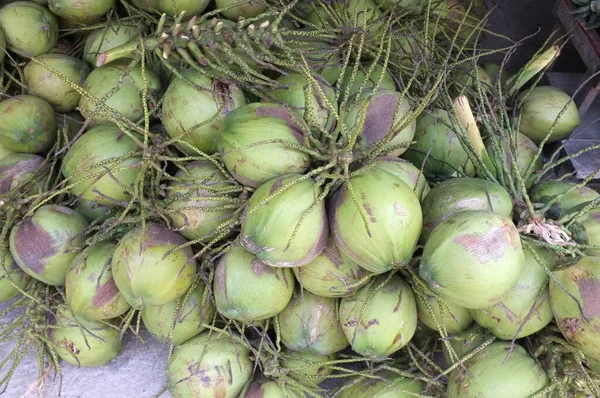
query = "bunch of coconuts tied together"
xmin=0 ymin=0 xmax=599 ymax=397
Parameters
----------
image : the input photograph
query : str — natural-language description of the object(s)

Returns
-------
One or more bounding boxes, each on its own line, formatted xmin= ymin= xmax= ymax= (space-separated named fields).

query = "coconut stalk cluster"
xmin=0 ymin=0 xmax=599 ymax=397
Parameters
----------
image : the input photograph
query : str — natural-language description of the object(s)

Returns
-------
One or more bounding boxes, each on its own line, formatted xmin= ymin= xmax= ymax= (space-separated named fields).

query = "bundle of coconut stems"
xmin=0 ymin=0 xmax=599 ymax=397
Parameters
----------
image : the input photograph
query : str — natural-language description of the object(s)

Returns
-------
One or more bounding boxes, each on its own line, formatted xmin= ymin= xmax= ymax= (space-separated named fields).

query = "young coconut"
xmin=446 ymin=342 xmax=548 ymax=397
xmin=240 ymin=174 xmax=328 ymax=267
xmin=516 ymin=86 xmax=580 ymax=144
xmin=375 ymin=0 xmax=425 ymax=14
xmin=218 ymin=103 xmax=311 ymax=188
xmin=61 ymin=124 xmax=142 ymax=206
xmin=419 ymin=211 xmax=525 ymax=309
xmin=24 ymin=53 xmax=90 ymax=113
xmin=338 ymin=370 xmax=425 ymax=398
xmin=339 ymin=274 xmax=418 ymax=358
xmin=83 ymin=25 xmax=139 ymax=66
xmin=292 ymin=235 xmax=372 ymax=298
xmin=530 ymin=180 xmax=599 ymax=221
xmin=419 ymin=177 xmax=513 ymax=243
xmin=142 ymin=281 xmax=216 ymax=345
xmin=565 ymin=205 xmax=600 ymax=257
xmin=167 ymin=331 xmax=253 ymax=398
xmin=329 ymin=166 xmax=422 ymax=274
xmin=162 ymin=69 xmax=246 ymax=155
xmin=343 ymin=89 xmax=416 ymax=157
xmin=550 ymin=256 xmax=600 ymax=366
xmin=415 ymin=293 xmax=473 ymax=334
xmin=0 ymin=1 xmax=58 ymax=56
xmin=471 ymin=245 xmax=558 ymax=340
xmin=216 ymin=0 xmax=267 ymax=20
xmin=0 ymin=30 xmax=4 ymax=64
xmin=49 ymin=306 xmax=122 ymax=367
xmin=485 ymin=132 xmax=542 ymax=188
xmin=214 ymin=245 xmax=294 ymax=323
xmin=244 ymin=378 xmax=304 ymax=398
xmin=0 ymin=154 xmax=46 ymax=195
xmin=278 ymin=287 xmax=349 ymax=356
xmin=65 ymin=241 xmax=131 ymax=321
xmin=111 ymin=223 xmax=197 ymax=310
xmin=75 ymin=199 xmax=114 ymax=222
xmin=136 ymin=0 xmax=211 ymax=17
xmin=0 ymin=95 xmax=57 ymax=154
xmin=341 ymin=64 xmax=396 ymax=98
xmin=9 ymin=205 xmax=88 ymax=286
xmin=372 ymin=157 xmax=430 ymax=201
xmin=48 ymin=0 xmax=115 ymax=24
xmin=403 ymin=109 xmax=475 ymax=181
xmin=0 ymin=251 xmax=31 ymax=303
xmin=281 ymin=350 xmax=335 ymax=386
xmin=78 ymin=60 xmax=161 ymax=125
xmin=165 ymin=160 xmax=239 ymax=242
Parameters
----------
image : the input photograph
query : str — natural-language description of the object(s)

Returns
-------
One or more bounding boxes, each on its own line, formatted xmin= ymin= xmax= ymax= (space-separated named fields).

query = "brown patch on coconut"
xmin=560 ymin=317 xmax=582 ymax=340
xmin=0 ymin=155 xmax=44 ymax=194
xmin=251 ymin=258 xmax=274 ymax=278
xmin=91 ymin=278 xmax=120 ymax=308
xmin=361 ymin=93 xmax=399 ymax=146
xmin=453 ymin=226 xmax=514 ymax=263
xmin=12 ymin=220 xmax=56 ymax=274
xmin=578 ymin=278 xmax=600 ymax=319
xmin=244 ymin=382 xmax=265 ymax=398
xmin=256 ymin=105 xmax=305 ymax=143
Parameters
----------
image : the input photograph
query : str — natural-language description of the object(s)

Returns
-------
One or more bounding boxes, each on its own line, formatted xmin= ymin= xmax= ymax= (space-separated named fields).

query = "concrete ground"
xmin=0 ymin=1 xmax=593 ymax=397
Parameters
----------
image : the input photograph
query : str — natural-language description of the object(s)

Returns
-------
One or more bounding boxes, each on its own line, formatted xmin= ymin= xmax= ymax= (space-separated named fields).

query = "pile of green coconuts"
xmin=0 ymin=0 xmax=599 ymax=397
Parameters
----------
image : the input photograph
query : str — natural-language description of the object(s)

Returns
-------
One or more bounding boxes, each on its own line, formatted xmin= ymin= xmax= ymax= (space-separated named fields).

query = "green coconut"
xmin=49 ymin=306 xmax=122 ymax=367
xmin=486 ymin=132 xmax=542 ymax=187
xmin=79 ymin=60 xmax=161 ymax=125
xmin=375 ymin=0 xmax=425 ymax=14
xmin=0 ymin=95 xmax=57 ymax=154
xmin=329 ymin=166 xmax=422 ymax=274
xmin=292 ymin=235 xmax=372 ymax=298
xmin=372 ymin=157 xmax=430 ymax=200
xmin=419 ymin=211 xmax=525 ymax=309
xmin=454 ymin=64 xmax=492 ymax=92
xmin=339 ymin=274 xmax=417 ymax=358
xmin=168 ymin=331 xmax=253 ymax=398
xmin=482 ymin=63 xmax=509 ymax=87
xmin=566 ymin=205 xmax=600 ymax=257
xmin=287 ymin=39 xmax=342 ymax=86
xmin=24 ymin=53 xmax=90 ymax=112
xmin=166 ymin=160 xmax=239 ymax=242
xmin=0 ymin=30 xmax=5 ymax=64
xmin=278 ymin=287 xmax=349 ymax=355
xmin=214 ymin=245 xmax=294 ymax=323
xmin=218 ymin=103 xmax=310 ymax=188
xmin=341 ymin=64 xmax=396 ymax=98
xmin=344 ymin=89 xmax=415 ymax=156
xmin=140 ymin=0 xmax=211 ymax=17
xmin=403 ymin=108 xmax=475 ymax=181
xmin=420 ymin=177 xmax=513 ymax=242
xmin=216 ymin=0 xmax=267 ymax=20
xmin=111 ymin=223 xmax=197 ymax=310
xmin=0 ymin=154 xmax=46 ymax=195
xmin=56 ymin=112 xmax=86 ymax=142
xmin=0 ymin=2 xmax=58 ymax=56
xmin=75 ymin=198 xmax=113 ymax=222
xmin=446 ymin=341 xmax=548 ymax=397
xmin=416 ymin=293 xmax=473 ymax=334
xmin=269 ymin=72 xmax=336 ymax=130
xmin=65 ymin=241 xmax=130 ymax=321
xmin=530 ymin=180 xmax=600 ymax=221
xmin=240 ymin=174 xmax=328 ymax=267
xmin=281 ymin=350 xmax=335 ymax=385
xmin=48 ymin=0 xmax=115 ymax=24
xmin=162 ymin=69 xmax=246 ymax=155
xmin=244 ymin=379 xmax=304 ymax=398
xmin=61 ymin=124 xmax=142 ymax=206
xmin=9 ymin=205 xmax=88 ymax=286
xmin=471 ymin=245 xmax=558 ymax=340
xmin=338 ymin=371 xmax=425 ymax=398
xmin=83 ymin=24 xmax=139 ymax=66
xmin=516 ymin=86 xmax=580 ymax=143
xmin=550 ymin=256 xmax=600 ymax=365
xmin=142 ymin=282 xmax=216 ymax=345
xmin=0 ymin=251 xmax=30 ymax=303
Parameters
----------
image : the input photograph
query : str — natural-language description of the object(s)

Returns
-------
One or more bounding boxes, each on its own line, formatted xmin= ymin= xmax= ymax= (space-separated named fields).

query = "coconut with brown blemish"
xmin=9 ymin=205 xmax=88 ymax=286
xmin=65 ymin=241 xmax=130 ymax=321
xmin=292 ymin=235 xmax=372 ymax=298
xmin=166 ymin=160 xmax=239 ymax=242
xmin=339 ymin=274 xmax=418 ymax=358
xmin=343 ymin=89 xmax=416 ymax=157
xmin=162 ymin=68 xmax=247 ymax=156
xmin=419 ymin=177 xmax=513 ymax=243
xmin=0 ymin=251 xmax=30 ymax=303
xmin=142 ymin=281 xmax=216 ymax=345
xmin=550 ymin=256 xmax=600 ymax=370
xmin=218 ymin=103 xmax=311 ymax=188
xmin=0 ymin=2 xmax=58 ymax=57
xmin=278 ymin=287 xmax=349 ymax=356
xmin=419 ymin=211 xmax=525 ymax=309
xmin=214 ymin=245 xmax=294 ymax=323
xmin=167 ymin=331 xmax=252 ymax=398
xmin=0 ymin=153 xmax=46 ymax=195
xmin=49 ymin=305 xmax=122 ymax=367
xmin=111 ymin=223 xmax=197 ymax=310
xmin=329 ymin=166 xmax=422 ymax=274
xmin=240 ymin=174 xmax=328 ymax=267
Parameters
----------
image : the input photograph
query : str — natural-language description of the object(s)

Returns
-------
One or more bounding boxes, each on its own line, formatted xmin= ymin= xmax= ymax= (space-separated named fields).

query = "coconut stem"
xmin=506 ymin=45 xmax=560 ymax=97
